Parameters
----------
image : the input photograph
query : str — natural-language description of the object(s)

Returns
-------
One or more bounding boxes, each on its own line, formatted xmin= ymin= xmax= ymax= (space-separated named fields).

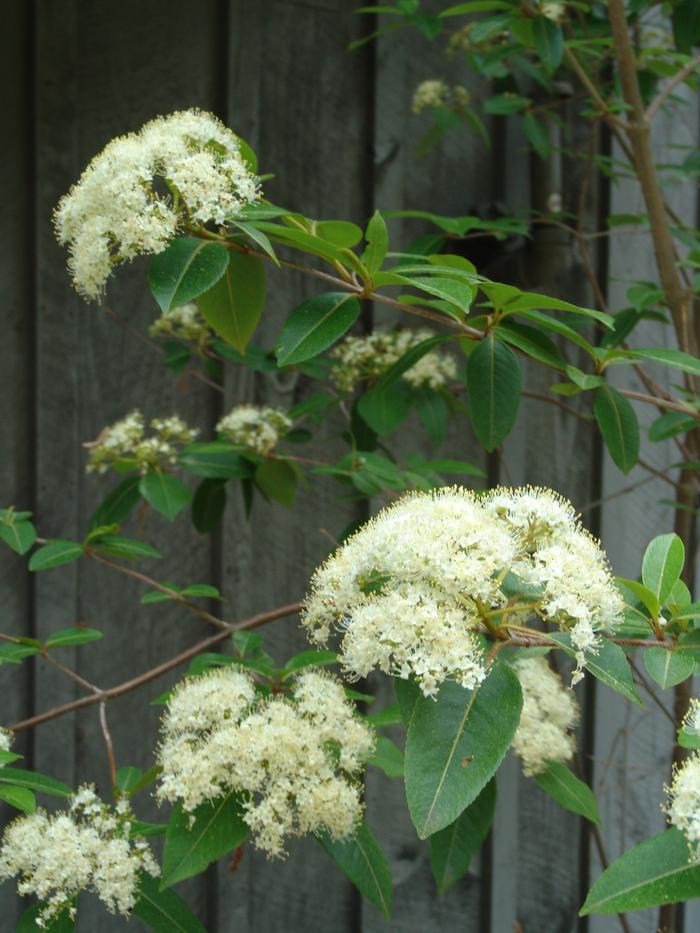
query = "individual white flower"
xmin=511 ymin=656 xmax=578 ymax=776
xmin=0 ymin=786 xmax=158 ymax=927
xmin=412 ymin=80 xmax=449 ymax=114
xmin=54 ymin=109 xmax=260 ymax=299
xmin=216 ymin=404 xmax=292 ymax=456
xmin=329 ymin=328 xmax=457 ymax=393
xmin=0 ymin=728 xmax=12 ymax=753
xmin=303 ymin=487 xmax=517 ymax=696
xmin=542 ymin=2 xmax=565 ymax=22
xmin=156 ymin=667 xmax=374 ymax=858
xmin=664 ymin=753 xmax=700 ymax=859
xmin=149 ymin=302 xmax=214 ymax=349
xmin=85 ymin=410 xmax=197 ymax=474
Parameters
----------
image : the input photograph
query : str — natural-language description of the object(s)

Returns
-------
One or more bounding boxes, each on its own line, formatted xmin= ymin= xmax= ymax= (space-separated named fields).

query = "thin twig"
xmin=646 ymin=53 xmax=700 ymax=122
xmin=99 ymin=702 xmax=118 ymax=788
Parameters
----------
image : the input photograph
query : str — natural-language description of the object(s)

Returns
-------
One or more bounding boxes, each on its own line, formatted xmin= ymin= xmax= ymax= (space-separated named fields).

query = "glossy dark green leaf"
xmin=254 ymin=459 xmax=297 ymax=507
xmin=429 ymin=778 xmax=496 ymax=894
xmin=162 ymin=794 xmax=249 ymax=888
xmin=594 ymin=385 xmax=640 ymax=474
xmin=497 ymin=320 xmax=565 ymax=370
xmin=91 ymin=535 xmax=162 ymax=561
xmin=149 ymin=237 xmax=229 ymax=312
xmin=641 ymin=533 xmax=685 ymax=604
xmin=89 ymin=476 xmax=142 ymax=529
xmin=357 ymin=380 xmax=413 ymax=436
xmin=581 ymin=829 xmax=700 ymax=915
xmin=179 ymin=442 xmax=254 ymax=480
xmin=0 ymin=519 xmax=36 ymax=555
xmin=672 ymin=0 xmax=700 ymax=53
xmin=198 ymin=251 xmax=265 ymax=353
xmin=467 ymin=335 xmax=522 ymax=451
xmin=0 ymin=784 xmax=36 ymax=812
xmin=318 ymin=822 xmax=393 ymax=918
xmin=404 ymin=663 xmax=522 ymax=838
xmin=139 ymin=472 xmax=191 ymax=521
xmin=28 ymin=540 xmax=83 ymax=571
xmin=0 ymin=768 xmax=72 ymax=798
xmin=134 ymin=872 xmax=206 ymax=933
xmin=280 ymin=649 xmax=338 ymax=679
xmin=532 ymin=15 xmax=564 ymax=72
xmin=191 ymin=479 xmax=227 ymax=533
xmin=276 ymin=292 xmax=360 ymax=366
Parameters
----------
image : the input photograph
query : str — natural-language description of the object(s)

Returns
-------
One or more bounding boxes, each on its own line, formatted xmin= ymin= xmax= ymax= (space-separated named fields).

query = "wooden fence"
xmin=1 ymin=2 xmax=698 ymax=930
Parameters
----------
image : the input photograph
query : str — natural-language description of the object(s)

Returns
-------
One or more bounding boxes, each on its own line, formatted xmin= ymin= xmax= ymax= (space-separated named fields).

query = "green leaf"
xmin=162 ymin=794 xmax=249 ymax=888
xmin=673 ymin=0 xmax=700 ymax=53
xmin=616 ymin=577 xmax=660 ymax=619
xmin=553 ymin=635 xmax=643 ymax=706
xmin=0 ymin=750 xmax=21 ymax=765
xmin=0 ymin=643 xmax=38 ymax=664
xmin=276 ymin=292 xmax=360 ymax=366
xmin=28 ymin=540 xmax=83 ymax=571
xmin=399 ymin=275 xmax=473 ymax=316
xmin=362 ymin=210 xmax=389 ymax=277
xmin=318 ymin=822 xmax=393 ymax=918
xmin=254 ymin=459 xmax=297 ymax=507
xmin=229 ymin=220 xmax=278 ymax=263
xmin=497 ymin=320 xmax=565 ymax=370
xmin=91 ymin=535 xmax=162 ymax=561
xmin=580 ymin=829 xmax=700 ymax=915
xmin=594 ymin=385 xmax=640 ymax=474
xmin=649 ymin=412 xmax=697 ymax=442
xmin=357 ymin=381 xmax=412 ymax=436
xmin=503 ymin=292 xmax=614 ymax=329
xmin=18 ymin=905 xmax=75 ymax=932
xmin=642 ymin=533 xmax=685 ymax=604
xmin=148 ymin=237 xmax=229 ymax=312
xmin=429 ymin=778 xmax=496 ymax=895
xmin=366 ymin=703 xmax=403 ymax=728
xmin=414 ymin=388 xmax=449 ymax=447
xmin=134 ymin=873 xmax=206 ymax=933
xmin=89 ymin=475 xmax=142 ymax=529
xmin=280 ymin=650 xmax=338 ymax=679
xmin=191 ymin=478 xmax=227 ymax=533
xmin=404 ymin=662 xmax=522 ymax=838
xmin=467 ymin=335 xmax=522 ymax=451
xmin=0 ymin=768 xmax=72 ymax=798
xmin=395 ymin=677 xmax=422 ymax=725
xmin=198 ymin=251 xmax=265 ymax=353
xmin=368 ymin=737 xmax=404 ymax=779
xmin=116 ymin=766 xmax=144 ymax=793
xmin=0 ymin=784 xmax=36 ymax=812
xmin=316 ymin=220 xmax=363 ymax=248
xmin=179 ymin=442 xmax=254 ymax=479
xmin=0 ymin=519 xmax=36 ymax=555
xmin=626 ymin=347 xmax=700 ymax=379
xmin=532 ymin=15 xmax=564 ymax=72
xmin=45 ymin=627 xmax=103 ymax=648
xmin=644 ymin=648 xmax=695 ymax=689
xmin=484 ymin=93 xmax=531 ymax=115
xmin=139 ymin=472 xmax=191 ymax=521
xmin=535 ymin=761 xmax=600 ymax=825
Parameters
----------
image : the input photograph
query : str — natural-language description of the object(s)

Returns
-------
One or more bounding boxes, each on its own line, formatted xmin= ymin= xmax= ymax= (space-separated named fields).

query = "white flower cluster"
xmin=484 ymin=487 xmax=623 ymax=682
xmin=156 ymin=667 xmax=374 ymax=858
xmin=149 ymin=302 xmax=214 ymax=349
xmin=412 ymin=80 xmax=471 ymax=114
xmin=0 ymin=786 xmax=158 ymax=927
xmin=216 ymin=404 xmax=292 ymax=456
xmin=683 ymin=699 xmax=700 ymax=737
xmin=330 ymin=328 xmax=457 ymax=393
xmin=542 ymin=2 xmax=566 ymax=22
xmin=303 ymin=486 xmax=622 ymax=696
xmin=54 ymin=109 xmax=259 ymax=299
xmin=86 ymin=410 xmax=197 ymax=475
xmin=511 ymin=657 xmax=578 ymax=776
xmin=664 ymin=753 xmax=700 ymax=859
xmin=0 ymin=728 xmax=12 ymax=753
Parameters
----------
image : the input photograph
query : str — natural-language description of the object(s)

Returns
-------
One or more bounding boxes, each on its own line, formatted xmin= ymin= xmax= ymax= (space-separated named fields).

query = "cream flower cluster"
xmin=0 ymin=728 xmax=12 ymax=753
xmin=330 ymin=328 xmax=457 ymax=393
xmin=86 ymin=410 xmax=197 ymax=475
xmin=54 ymin=109 xmax=259 ymax=299
xmin=302 ymin=486 xmax=622 ymax=696
xmin=412 ymin=80 xmax=471 ymax=114
xmin=511 ymin=657 xmax=578 ymax=776
xmin=484 ymin=487 xmax=624 ymax=682
xmin=683 ymin=699 xmax=700 ymax=737
xmin=664 ymin=753 xmax=700 ymax=859
xmin=0 ymin=786 xmax=158 ymax=927
xmin=216 ymin=404 xmax=292 ymax=456
xmin=149 ymin=302 xmax=214 ymax=350
xmin=156 ymin=667 xmax=374 ymax=858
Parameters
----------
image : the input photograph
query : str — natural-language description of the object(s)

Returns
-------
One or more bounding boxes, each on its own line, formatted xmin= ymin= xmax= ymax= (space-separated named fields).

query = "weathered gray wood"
xmin=590 ymin=91 xmax=700 ymax=933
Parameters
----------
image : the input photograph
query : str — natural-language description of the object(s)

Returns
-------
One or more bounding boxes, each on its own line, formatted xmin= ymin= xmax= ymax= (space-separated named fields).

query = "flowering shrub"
xmin=1 ymin=3 xmax=700 ymax=924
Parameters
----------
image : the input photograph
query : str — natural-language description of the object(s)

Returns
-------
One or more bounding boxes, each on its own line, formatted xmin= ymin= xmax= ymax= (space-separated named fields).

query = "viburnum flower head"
xmin=302 ymin=486 xmax=622 ymax=696
xmin=216 ymin=404 xmax=292 ymax=456
xmin=0 ymin=786 xmax=158 ymax=927
xmin=156 ymin=667 xmax=374 ymax=858
xmin=85 ymin=409 xmax=197 ymax=475
xmin=149 ymin=302 xmax=214 ymax=350
xmin=664 ymin=751 xmax=700 ymax=859
xmin=0 ymin=728 xmax=12 ymax=753
xmin=511 ymin=656 xmax=578 ymax=776
xmin=54 ymin=109 xmax=260 ymax=299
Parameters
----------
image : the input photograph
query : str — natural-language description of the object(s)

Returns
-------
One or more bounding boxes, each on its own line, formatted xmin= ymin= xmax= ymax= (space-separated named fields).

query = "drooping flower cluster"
xmin=302 ymin=486 xmax=622 ymax=697
xmin=483 ymin=487 xmax=623 ymax=682
xmin=329 ymin=328 xmax=457 ymax=393
xmin=0 ymin=786 xmax=158 ymax=927
xmin=85 ymin=410 xmax=198 ymax=474
xmin=216 ymin=405 xmax=292 ymax=456
xmin=0 ymin=728 xmax=12 ymax=753
xmin=664 ymin=753 xmax=700 ymax=859
xmin=149 ymin=302 xmax=214 ymax=351
xmin=156 ymin=667 xmax=375 ymax=858
xmin=511 ymin=657 xmax=578 ymax=776
xmin=412 ymin=80 xmax=471 ymax=114
xmin=54 ymin=109 xmax=260 ymax=299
